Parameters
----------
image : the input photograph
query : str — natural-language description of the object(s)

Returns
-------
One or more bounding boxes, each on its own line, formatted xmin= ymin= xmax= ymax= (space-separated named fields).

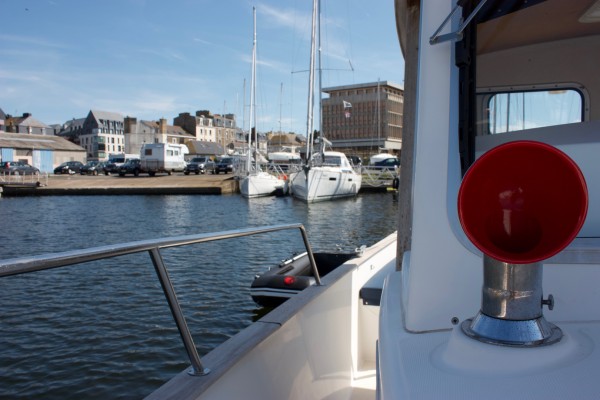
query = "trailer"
xmin=140 ymin=143 xmax=188 ymax=176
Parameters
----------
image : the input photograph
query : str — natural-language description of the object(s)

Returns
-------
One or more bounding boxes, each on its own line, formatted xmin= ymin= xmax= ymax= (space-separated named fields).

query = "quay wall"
xmin=0 ymin=173 xmax=391 ymax=197
xmin=0 ymin=174 xmax=239 ymax=197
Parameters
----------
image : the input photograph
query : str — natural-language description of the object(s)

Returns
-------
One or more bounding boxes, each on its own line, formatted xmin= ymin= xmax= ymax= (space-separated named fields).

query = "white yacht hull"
xmin=290 ymin=166 xmax=361 ymax=202
xmin=240 ymin=172 xmax=285 ymax=198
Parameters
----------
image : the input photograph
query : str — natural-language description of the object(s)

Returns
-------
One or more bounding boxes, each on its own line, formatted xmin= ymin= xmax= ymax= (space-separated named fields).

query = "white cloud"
xmin=0 ymin=34 xmax=67 ymax=49
xmin=258 ymin=3 xmax=306 ymax=30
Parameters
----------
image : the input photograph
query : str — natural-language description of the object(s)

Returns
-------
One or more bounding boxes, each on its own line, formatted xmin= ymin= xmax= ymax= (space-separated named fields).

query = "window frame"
xmin=476 ymin=83 xmax=589 ymax=137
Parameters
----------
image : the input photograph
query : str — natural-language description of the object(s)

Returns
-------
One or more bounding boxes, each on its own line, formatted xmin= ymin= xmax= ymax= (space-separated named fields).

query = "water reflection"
xmin=0 ymin=193 xmax=397 ymax=399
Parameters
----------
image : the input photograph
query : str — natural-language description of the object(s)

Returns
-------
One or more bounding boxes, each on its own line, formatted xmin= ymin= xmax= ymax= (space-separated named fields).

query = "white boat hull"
xmin=240 ymin=172 xmax=285 ymax=198
xmin=290 ymin=166 xmax=361 ymax=202
xmin=147 ymin=233 xmax=397 ymax=400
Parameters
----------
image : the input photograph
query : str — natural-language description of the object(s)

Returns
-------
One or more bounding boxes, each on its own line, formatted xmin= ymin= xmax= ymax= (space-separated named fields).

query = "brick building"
xmin=321 ymin=81 xmax=404 ymax=160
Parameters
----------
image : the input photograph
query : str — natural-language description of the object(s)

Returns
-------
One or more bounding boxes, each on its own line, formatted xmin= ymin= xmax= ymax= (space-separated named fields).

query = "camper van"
xmin=140 ymin=143 xmax=188 ymax=176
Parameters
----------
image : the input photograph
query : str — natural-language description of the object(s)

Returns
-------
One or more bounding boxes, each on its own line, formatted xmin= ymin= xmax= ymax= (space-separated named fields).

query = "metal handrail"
xmin=0 ymin=171 xmax=48 ymax=186
xmin=0 ymin=223 xmax=321 ymax=377
xmin=361 ymin=166 xmax=398 ymax=188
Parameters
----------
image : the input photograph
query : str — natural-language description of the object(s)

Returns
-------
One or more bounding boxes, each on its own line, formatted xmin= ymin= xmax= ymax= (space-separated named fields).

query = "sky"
xmin=1 ymin=0 xmax=405 ymax=135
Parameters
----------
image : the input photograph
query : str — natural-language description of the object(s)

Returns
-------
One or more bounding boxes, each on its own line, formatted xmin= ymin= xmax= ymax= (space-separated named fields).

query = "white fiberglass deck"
xmin=378 ymin=270 xmax=600 ymax=399
xmin=147 ymin=233 xmax=397 ymax=400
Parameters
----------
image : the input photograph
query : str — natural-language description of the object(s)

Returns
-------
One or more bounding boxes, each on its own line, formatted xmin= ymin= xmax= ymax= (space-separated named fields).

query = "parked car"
xmin=372 ymin=157 xmax=400 ymax=170
xmin=54 ymin=161 xmax=84 ymax=175
xmin=103 ymin=162 xmax=119 ymax=175
xmin=213 ymin=157 xmax=234 ymax=174
xmin=118 ymin=159 xmax=143 ymax=176
xmin=80 ymin=161 xmax=107 ymax=176
xmin=184 ymin=156 xmax=214 ymax=175
xmin=0 ymin=160 xmax=40 ymax=175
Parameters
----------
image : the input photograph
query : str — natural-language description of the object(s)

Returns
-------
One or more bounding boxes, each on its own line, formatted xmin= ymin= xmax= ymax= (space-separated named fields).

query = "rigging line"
xmin=292 ymin=67 xmax=353 ymax=74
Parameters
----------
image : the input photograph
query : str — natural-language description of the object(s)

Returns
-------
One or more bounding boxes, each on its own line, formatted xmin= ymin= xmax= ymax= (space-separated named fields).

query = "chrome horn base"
xmin=461 ymin=311 xmax=562 ymax=347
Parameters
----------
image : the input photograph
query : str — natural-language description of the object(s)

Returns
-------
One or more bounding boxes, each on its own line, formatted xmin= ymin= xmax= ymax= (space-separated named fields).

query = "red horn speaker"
xmin=458 ymin=140 xmax=588 ymax=264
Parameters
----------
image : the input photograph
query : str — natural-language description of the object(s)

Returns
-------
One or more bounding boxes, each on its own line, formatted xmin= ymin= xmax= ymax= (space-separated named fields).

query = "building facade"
xmin=76 ymin=110 xmax=125 ymax=160
xmin=56 ymin=118 xmax=86 ymax=142
xmin=0 ymin=132 xmax=86 ymax=172
xmin=321 ymin=81 xmax=404 ymax=160
xmin=3 ymin=113 xmax=53 ymax=135
xmin=174 ymin=111 xmax=216 ymax=142
xmin=213 ymin=113 xmax=237 ymax=150
xmin=174 ymin=110 xmax=238 ymax=150
xmin=0 ymin=108 xmax=6 ymax=133
xmin=124 ymin=117 xmax=193 ymax=155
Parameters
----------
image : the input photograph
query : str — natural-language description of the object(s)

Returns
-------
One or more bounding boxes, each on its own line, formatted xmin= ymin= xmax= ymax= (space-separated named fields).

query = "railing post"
xmin=298 ymin=226 xmax=322 ymax=285
xmin=148 ymin=247 xmax=210 ymax=376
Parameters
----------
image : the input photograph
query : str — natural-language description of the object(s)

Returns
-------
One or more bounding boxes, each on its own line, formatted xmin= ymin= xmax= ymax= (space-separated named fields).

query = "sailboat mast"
xmin=279 ymin=82 xmax=283 ymax=135
xmin=317 ymin=0 xmax=323 ymax=151
xmin=247 ymin=7 xmax=257 ymax=174
xmin=377 ymin=78 xmax=381 ymax=149
xmin=305 ymin=0 xmax=318 ymax=163
xmin=242 ymin=78 xmax=246 ymax=136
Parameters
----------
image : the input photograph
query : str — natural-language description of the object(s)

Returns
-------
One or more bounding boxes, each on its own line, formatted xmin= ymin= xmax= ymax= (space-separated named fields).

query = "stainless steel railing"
xmin=0 ymin=223 xmax=321 ymax=376
xmin=0 ymin=171 xmax=48 ymax=186
xmin=361 ymin=166 xmax=399 ymax=188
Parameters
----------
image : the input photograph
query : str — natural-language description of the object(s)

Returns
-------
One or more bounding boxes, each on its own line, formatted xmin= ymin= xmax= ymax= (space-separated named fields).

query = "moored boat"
xmin=289 ymin=150 xmax=362 ymax=202
xmin=250 ymin=250 xmax=359 ymax=307
xmin=288 ymin=0 xmax=362 ymax=203
xmin=240 ymin=169 xmax=286 ymax=198
xmin=240 ymin=8 xmax=284 ymax=199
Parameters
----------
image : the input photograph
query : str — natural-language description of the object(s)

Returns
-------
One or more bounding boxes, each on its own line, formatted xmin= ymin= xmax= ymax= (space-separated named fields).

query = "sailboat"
xmin=289 ymin=0 xmax=362 ymax=203
xmin=240 ymin=7 xmax=286 ymax=199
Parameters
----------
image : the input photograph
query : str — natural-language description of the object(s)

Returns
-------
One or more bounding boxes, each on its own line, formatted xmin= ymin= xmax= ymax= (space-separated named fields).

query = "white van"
xmin=140 ymin=143 xmax=188 ymax=176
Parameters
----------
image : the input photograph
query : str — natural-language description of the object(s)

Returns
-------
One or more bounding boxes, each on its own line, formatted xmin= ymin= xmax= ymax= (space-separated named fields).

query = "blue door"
xmin=33 ymin=150 xmax=54 ymax=173
xmin=1 ymin=148 xmax=14 ymax=162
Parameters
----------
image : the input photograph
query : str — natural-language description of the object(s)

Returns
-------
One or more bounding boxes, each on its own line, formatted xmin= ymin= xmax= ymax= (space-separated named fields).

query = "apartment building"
xmin=124 ymin=117 xmax=193 ymax=155
xmin=174 ymin=110 xmax=238 ymax=149
xmin=76 ymin=110 xmax=125 ymax=160
xmin=321 ymin=81 xmax=404 ymax=159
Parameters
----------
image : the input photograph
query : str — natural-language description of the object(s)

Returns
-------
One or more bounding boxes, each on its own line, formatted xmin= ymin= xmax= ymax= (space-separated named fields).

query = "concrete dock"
xmin=0 ymin=173 xmax=239 ymax=196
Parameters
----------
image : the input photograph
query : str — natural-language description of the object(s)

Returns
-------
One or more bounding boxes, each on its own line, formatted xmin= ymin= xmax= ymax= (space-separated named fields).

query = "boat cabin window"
xmin=323 ymin=155 xmax=342 ymax=166
xmin=484 ymin=89 xmax=583 ymax=135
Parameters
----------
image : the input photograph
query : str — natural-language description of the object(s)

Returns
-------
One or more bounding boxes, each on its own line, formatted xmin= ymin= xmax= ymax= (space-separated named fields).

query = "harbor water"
xmin=0 ymin=193 xmax=398 ymax=399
